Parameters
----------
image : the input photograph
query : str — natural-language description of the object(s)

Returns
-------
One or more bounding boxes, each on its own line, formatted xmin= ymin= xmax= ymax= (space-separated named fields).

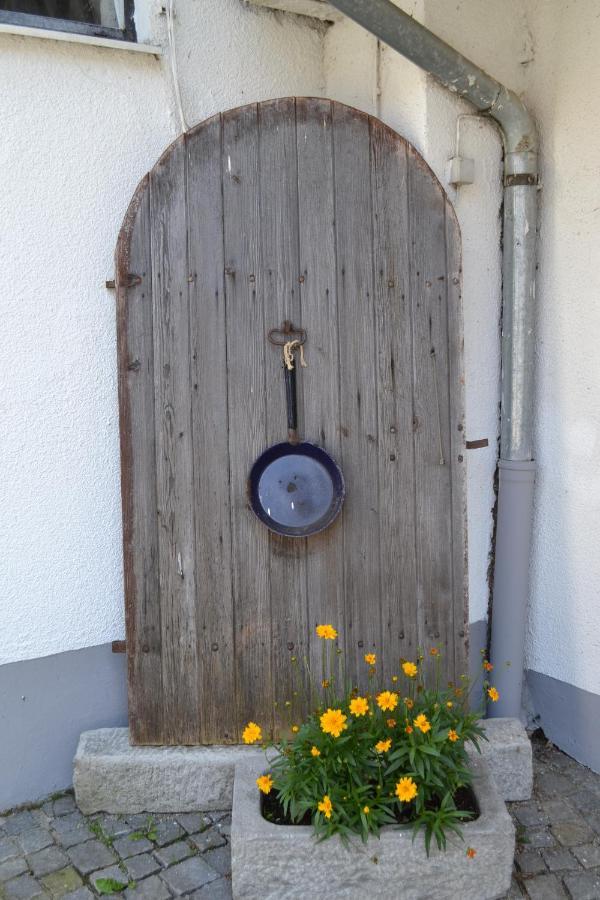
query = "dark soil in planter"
xmin=261 ymin=784 xmax=479 ymax=827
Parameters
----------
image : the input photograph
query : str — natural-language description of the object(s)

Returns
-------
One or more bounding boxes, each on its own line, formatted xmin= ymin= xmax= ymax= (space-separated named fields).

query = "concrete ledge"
xmin=471 ymin=718 xmax=533 ymax=801
xmin=73 ymin=728 xmax=259 ymax=814
xmin=73 ymin=718 xmax=531 ymax=814
xmin=231 ymin=755 xmax=515 ymax=900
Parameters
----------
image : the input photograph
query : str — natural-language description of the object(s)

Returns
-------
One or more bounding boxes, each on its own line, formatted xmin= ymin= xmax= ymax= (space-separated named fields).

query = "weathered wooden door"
xmin=116 ymin=98 xmax=466 ymax=745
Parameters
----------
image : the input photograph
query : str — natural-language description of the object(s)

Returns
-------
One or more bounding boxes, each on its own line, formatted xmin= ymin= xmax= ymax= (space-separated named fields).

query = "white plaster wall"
xmin=522 ymin=0 xmax=600 ymax=697
xmin=0 ymin=0 xmax=324 ymax=665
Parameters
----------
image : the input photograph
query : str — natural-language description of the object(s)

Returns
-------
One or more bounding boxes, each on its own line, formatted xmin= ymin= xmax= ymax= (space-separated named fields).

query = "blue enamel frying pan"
xmin=249 ymin=324 xmax=345 ymax=538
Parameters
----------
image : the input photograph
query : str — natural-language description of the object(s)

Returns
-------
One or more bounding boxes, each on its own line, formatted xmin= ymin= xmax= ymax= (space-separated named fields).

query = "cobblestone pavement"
xmin=507 ymin=731 xmax=600 ymax=899
xmin=2 ymin=731 xmax=600 ymax=900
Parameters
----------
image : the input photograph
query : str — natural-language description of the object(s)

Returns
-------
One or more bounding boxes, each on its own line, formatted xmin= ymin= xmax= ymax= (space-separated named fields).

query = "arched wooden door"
xmin=116 ymin=98 xmax=467 ymax=745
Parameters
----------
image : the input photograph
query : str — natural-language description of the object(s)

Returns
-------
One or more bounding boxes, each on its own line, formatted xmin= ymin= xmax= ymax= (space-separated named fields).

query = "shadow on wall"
xmin=0 ymin=644 xmax=127 ymax=811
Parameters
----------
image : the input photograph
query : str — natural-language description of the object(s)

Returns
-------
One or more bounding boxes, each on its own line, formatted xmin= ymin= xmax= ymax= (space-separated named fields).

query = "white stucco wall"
xmin=3 ymin=0 xmax=599 ymax=712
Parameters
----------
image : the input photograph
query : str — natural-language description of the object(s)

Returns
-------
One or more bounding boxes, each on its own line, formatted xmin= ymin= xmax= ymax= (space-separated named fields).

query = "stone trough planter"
xmin=231 ymin=755 xmax=515 ymax=900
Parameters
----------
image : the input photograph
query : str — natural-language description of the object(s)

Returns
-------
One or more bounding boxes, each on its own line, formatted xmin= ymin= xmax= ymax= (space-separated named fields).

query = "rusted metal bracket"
xmin=105 ymin=274 xmax=142 ymax=290
xmin=504 ymin=173 xmax=538 ymax=187
xmin=267 ymin=320 xmax=307 ymax=346
xmin=112 ymin=640 xmax=127 ymax=653
xmin=466 ymin=438 xmax=489 ymax=450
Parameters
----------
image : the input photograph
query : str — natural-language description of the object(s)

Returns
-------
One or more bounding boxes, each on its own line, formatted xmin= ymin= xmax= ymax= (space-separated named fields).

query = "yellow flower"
xmin=310 ymin=746 xmax=321 ymax=757
xmin=322 ymin=679 xmax=330 ymax=689
xmin=320 ymin=708 xmax=348 ymax=738
xmin=386 ymin=718 xmax=396 ymax=728
xmin=291 ymin=725 xmax=299 ymax=733
xmin=488 ymin=687 xmax=500 ymax=702
xmin=364 ymin=653 xmax=376 ymax=665
xmin=363 ymin=805 xmax=370 ymax=814
xmin=376 ymin=691 xmax=399 ymax=712
xmin=466 ymin=847 xmax=477 ymax=859
xmin=375 ymin=739 xmax=392 ymax=753
xmin=403 ymin=697 xmax=414 ymax=709
xmin=391 ymin=675 xmax=398 ymax=683
xmin=349 ymin=696 xmax=369 ymax=717
xmin=483 ymin=660 xmax=494 ymax=672
xmin=316 ymin=624 xmax=338 ymax=640
xmin=256 ymin=774 xmax=273 ymax=794
xmin=242 ymin=722 xmax=262 ymax=744
xmin=395 ymin=777 xmax=418 ymax=803
xmin=448 ymin=729 xmax=459 ymax=742
xmin=446 ymin=701 xmax=453 ymax=708
xmin=414 ymin=713 xmax=431 ymax=733
xmin=318 ymin=794 xmax=333 ymax=819
xmin=402 ymin=661 xmax=418 ymax=678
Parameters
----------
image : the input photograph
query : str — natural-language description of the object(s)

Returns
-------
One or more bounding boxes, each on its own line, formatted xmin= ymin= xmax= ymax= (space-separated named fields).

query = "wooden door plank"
xmin=369 ymin=120 xmax=419 ymax=684
xmin=222 ymin=104 xmax=273 ymax=737
xmin=257 ymin=98 xmax=309 ymax=733
xmin=186 ymin=116 xmax=236 ymax=743
xmin=332 ymin=103 xmax=381 ymax=692
xmin=445 ymin=208 xmax=468 ymax=680
xmin=407 ymin=147 xmax=454 ymax=686
xmin=296 ymin=97 xmax=345 ymax=695
xmin=117 ymin=179 xmax=163 ymax=744
xmin=150 ymin=137 xmax=200 ymax=743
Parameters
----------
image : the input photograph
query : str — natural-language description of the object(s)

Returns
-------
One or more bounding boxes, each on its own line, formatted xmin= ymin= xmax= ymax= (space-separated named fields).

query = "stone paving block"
xmin=203 ymin=846 xmax=230 ymax=878
xmin=88 ymin=864 xmax=127 ymax=889
xmin=51 ymin=814 xmax=85 ymax=837
xmin=124 ymin=874 xmax=171 ymax=900
xmin=4 ymin=814 xmax=37 ymax=837
xmin=535 ymin=772 xmax=575 ymax=797
xmin=573 ymin=844 xmax=600 ymax=869
xmin=54 ymin=827 xmax=94 ymax=850
xmin=160 ymin=857 xmax=219 ymax=894
xmin=124 ymin=816 xmax=150 ymax=831
xmin=505 ymin=877 xmax=523 ymax=898
xmin=524 ymin=873 xmax=567 ymax=899
xmin=189 ymin=877 xmax=233 ymax=900
xmin=40 ymin=866 xmax=83 ymax=897
xmin=113 ymin=836 xmax=153 ymax=859
xmin=0 ymin=856 xmax=28 ymax=882
xmin=153 ymin=841 xmax=193 ymax=867
xmin=570 ymin=790 xmax=600 ymax=814
xmin=524 ymin=827 xmax=555 ymax=848
xmin=52 ymin=798 xmax=76 ymax=819
xmin=540 ymin=798 xmax=582 ymax=824
xmin=63 ymin=888 xmax=94 ymax=900
xmin=552 ymin=821 xmax=595 ymax=847
xmin=28 ymin=813 xmax=50 ymax=831
xmin=152 ymin=821 xmax=184 ymax=848
xmin=67 ymin=840 xmax=116 ymax=875
xmin=542 ymin=846 xmax=580 ymax=872
xmin=512 ymin=801 xmax=545 ymax=828
xmin=2 ymin=874 xmax=45 ymax=899
xmin=124 ymin=853 xmax=161 ymax=881
xmin=0 ymin=838 xmax=19 ymax=864
xmin=563 ymin=869 xmax=600 ymax=900
xmin=90 ymin=816 xmax=130 ymax=839
xmin=17 ymin=828 xmax=54 ymax=855
xmin=175 ymin=815 xmax=211 ymax=835
xmin=515 ymin=849 xmax=546 ymax=875
xmin=189 ymin=830 xmax=226 ymax=853
xmin=27 ymin=846 xmax=69 ymax=877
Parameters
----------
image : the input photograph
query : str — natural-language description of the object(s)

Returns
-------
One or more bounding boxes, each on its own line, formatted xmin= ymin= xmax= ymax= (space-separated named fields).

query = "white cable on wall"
xmin=166 ymin=0 xmax=188 ymax=134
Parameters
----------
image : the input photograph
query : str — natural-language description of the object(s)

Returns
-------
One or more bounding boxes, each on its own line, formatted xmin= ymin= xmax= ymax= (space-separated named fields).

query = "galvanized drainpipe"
xmin=328 ymin=0 xmax=538 ymax=718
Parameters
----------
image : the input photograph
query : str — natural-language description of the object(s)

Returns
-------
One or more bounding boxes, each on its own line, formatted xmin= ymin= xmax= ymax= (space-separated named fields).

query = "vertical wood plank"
xmin=370 ymin=120 xmax=419 ymax=683
xmin=332 ymin=102 xmax=381 ymax=692
xmin=222 ymin=105 xmax=273 ymax=737
xmin=296 ymin=97 xmax=346 ymax=693
xmin=117 ymin=179 xmax=163 ymax=744
xmin=257 ymin=99 xmax=308 ymax=733
xmin=407 ymin=147 xmax=454 ymax=686
xmin=445 ymin=207 xmax=468 ymax=681
xmin=186 ymin=116 xmax=236 ymax=742
xmin=150 ymin=138 xmax=199 ymax=743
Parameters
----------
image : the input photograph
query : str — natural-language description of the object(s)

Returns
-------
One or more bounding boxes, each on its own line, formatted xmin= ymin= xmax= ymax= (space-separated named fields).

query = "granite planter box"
xmin=231 ymin=755 xmax=515 ymax=900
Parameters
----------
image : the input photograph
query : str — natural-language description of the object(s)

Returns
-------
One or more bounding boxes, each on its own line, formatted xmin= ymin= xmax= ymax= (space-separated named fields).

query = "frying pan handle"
xmin=284 ymin=365 xmax=299 ymax=445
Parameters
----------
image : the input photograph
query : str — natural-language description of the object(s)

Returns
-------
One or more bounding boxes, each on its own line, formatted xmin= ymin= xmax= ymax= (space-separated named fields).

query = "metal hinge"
xmin=105 ymin=274 xmax=142 ymax=290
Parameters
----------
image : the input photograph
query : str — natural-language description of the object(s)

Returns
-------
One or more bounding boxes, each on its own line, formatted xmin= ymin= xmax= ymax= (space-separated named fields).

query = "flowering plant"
xmin=243 ymin=626 xmax=500 ymax=854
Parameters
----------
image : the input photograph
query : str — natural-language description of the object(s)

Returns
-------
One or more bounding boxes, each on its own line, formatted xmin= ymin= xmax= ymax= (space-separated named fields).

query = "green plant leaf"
xmin=95 ymin=879 xmax=128 ymax=894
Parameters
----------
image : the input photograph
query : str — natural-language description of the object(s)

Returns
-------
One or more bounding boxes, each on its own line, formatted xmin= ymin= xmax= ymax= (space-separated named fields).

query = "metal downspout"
xmin=328 ymin=0 xmax=538 ymax=718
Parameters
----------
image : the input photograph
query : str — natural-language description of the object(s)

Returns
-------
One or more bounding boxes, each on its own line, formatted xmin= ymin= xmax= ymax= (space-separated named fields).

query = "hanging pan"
xmin=249 ymin=322 xmax=345 ymax=538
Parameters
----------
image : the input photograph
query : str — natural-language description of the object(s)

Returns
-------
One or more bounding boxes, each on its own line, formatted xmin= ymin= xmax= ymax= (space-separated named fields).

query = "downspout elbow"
xmin=489 ymin=85 xmax=538 ymax=177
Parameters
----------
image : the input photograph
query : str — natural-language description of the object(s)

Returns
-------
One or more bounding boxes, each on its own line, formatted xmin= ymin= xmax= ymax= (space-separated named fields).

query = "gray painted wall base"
xmin=74 ymin=719 xmax=530 ymax=814
xmin=0 ymin=644 xmax=127 ymax=812
xmin=527 ymin=669 xmax=600 ymax=774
